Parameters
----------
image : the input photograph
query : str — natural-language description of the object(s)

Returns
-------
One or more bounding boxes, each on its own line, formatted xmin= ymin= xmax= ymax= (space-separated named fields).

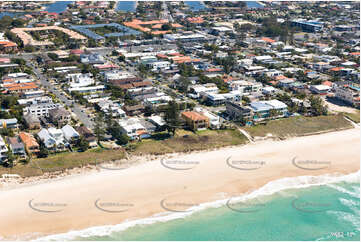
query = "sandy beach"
xmin=0 ymin=128 xmax=359 ymax=240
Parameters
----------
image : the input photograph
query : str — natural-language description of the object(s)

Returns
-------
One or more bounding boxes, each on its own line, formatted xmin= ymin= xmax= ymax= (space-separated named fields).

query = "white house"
xmin=230 ymin=80 xmax=263 ymax=94
xmin=37 ymin=128 xmax=68 ymax=150
xmin=335 ymin=85 xmax=359 ymax=106
xmin=0 ymin=136 xmax=8 ymax=161
xmin=118 ymin=118 xmax=150 ymax=140
xmin=194 ymin=107 xmax=221 ymax=129
xmin=147 ymin=61 xmax=171 ymax=71
xmin=68 ymin=85 xmax=105 ymax=93
xmin=189 ymin=83 xmax=219 ymax=98
xmin=67 ymin=73 xmax=95 ymax=88
xmin=23 ymin=102 xmax=62 ymax=117
xmin=262 ymin=86 xmax=276 ymax=95
xmin=310 ymin=85 xmax=331 ymax=94
xmin=61 ymin=125 xmax=80 ymax=143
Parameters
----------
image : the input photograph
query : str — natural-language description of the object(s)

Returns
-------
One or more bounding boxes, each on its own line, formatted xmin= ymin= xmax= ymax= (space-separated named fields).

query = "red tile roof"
xmin=182 ymin=111 xmax=209 ymax=121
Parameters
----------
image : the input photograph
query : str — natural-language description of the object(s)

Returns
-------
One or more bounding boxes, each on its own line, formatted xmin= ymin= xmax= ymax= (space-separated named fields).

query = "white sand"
xmin=0 ymin=128 xmax=359 ymax=240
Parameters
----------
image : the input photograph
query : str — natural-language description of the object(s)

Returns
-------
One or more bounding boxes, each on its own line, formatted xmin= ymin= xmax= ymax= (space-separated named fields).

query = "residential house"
xmin=262 ymin=86 xmax=277 ymax=95
xmin=61 ymin=124 xmax=80 ymax=143
xmin=119 ymin=118 xmax=149 ymax=140
xmin=6 ymin=136 xmax=26 ymax=158
xmin=2 ymin=82 xmax=39 ymax=94
xmin=0 ymin=40 xmax=18 ymax=53
xmin=194 ymin=108 xmax=221 ymax=129
xmin=48 ymin=107 xmax=71 ymax=126
xmin=0 ymin=118 xmax=18 ymax=129
xmin=181 ymin=111 xmax=209 ymax=131
xmin=76 ymin=126 xmax=97 ymax=147
xmin=80 ymin=53 xmax=105 ymax=64
xmin=23 ymin=113 xmax=41 ymax=129
xmin=19 ymin=132 xmax=40 ymax=155
xmin=68 ymin=85 xmax=105 ymax=93
xmin=310 ymin=85 xmax=331 ymax=95
xmin=147 ymin=115 xmax=166 ymax=131
xmin=23 ymin=102 xmax=62 ymax=118
xmin=200 ymin=92 xmax=226 ymax=106
xmin=0 ymin=136 xmax=8 ymax=162
xmin=230 ymin=80 xmax=263 ymax=94
xmin=250 ymin=100 xmax=288 ymax=121
xmin=67 ymin=73 xmax=95 ymax=88
xmin=96 ymin=99 xmax=126 ymax=118
xmin=37 ymin=128 xmax=67 ymax=151
xmin=226 ymin=101 xmax=253 ymax=122
xmin=189 ymin=83 xmax=219 ymax=99
xmin=122 ymin=104 xmax=145 ymax=116
xmin=335 ymin=85 xmax=360 ymax=107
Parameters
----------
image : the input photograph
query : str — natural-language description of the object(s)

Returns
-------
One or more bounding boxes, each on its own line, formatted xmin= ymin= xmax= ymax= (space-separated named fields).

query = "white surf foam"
xmin=33 ymin=171 xmax=360 ymax=241
xmin=327 ymin=183 xmax=360 ymax=198
xmin=327 ymin=210 xmax=360 ymax=230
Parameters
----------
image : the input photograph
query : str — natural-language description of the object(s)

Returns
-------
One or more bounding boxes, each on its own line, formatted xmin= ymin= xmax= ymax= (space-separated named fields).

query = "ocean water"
xmin=39 ymin=172 xmax=360 ymax=241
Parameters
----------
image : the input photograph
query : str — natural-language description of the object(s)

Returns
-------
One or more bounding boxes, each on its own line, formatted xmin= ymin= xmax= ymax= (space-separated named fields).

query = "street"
xmin=29 ymin=62 xmax=95 ymax=129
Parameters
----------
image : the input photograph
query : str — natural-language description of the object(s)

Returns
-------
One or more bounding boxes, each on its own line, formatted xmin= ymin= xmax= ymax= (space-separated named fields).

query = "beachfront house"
xmin=226 ymin=99 xmax=288 ymax=123
xmin=0 ymin=136 xmax=8 ymax=162
xmin=226 ymin=101 xmax=253 ymax=122
xmin=250 ymin=100 xmax=288 ymax=121
xmin=19 ymin=132 xmax=40 ymax=155
xmin=61 ymin=124 xmax=80 ymax=143
xmin=119 ymin=118 xmax=150 ymax=140
xmin=37 ymin=128 xmax=68 ymax=151
xmin=76 ymin=126 xmax=97 ymax=148
xmin=181 ymin=111 xmax=210 ymax=131
xmin=6 ymin=136 xmax=26 ymax=159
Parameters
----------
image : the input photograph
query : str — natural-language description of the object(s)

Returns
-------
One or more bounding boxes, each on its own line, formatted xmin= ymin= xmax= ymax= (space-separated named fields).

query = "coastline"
xmin=0 ymin=127 xmax=359 ymax=240
xmin=36 ymin=171 xmax=360 ymax=241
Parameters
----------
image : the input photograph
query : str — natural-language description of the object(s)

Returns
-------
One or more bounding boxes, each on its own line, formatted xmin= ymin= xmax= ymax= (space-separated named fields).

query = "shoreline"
xmin=0 ymin=127 xmax=359 ymax=240
xmin=0 ymin=125 xmax=355 ymax=187
xmin=35 ymin=171 xmax=360 ymax=241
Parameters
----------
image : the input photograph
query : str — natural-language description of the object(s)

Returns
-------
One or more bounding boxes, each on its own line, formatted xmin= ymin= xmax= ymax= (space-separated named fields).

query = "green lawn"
xmin=130 ymin=129 xmax=248 ymax=155
xmin=2 ymin=113 xmax=353 ymax=178
xmin=244 ymin=114 xmax=353 ymax=138
xmin=0 ymin=148 xmax=125 ymax=177
xmin=343 ymin=110 xmax=360 ymax=123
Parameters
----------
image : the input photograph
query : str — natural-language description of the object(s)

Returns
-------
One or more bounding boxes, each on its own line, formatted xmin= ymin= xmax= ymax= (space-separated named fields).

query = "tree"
xmin=38 ymin=146 xmax=49 ymax=158
xmin=24 ymin=46 xmax=35 ymax=53
xmin=106 ymin=118 xmax=129 ymax=145
xmin=0 ymin=127 xmax=14 ymax=137
xmin=269 ymin=109 xmax=281 ymax=119
xmin=77 ymin=137 xmax=89 ymax=152
xmin=164 ymin=101 xmax=180 ymax=136
xmin=117 ymin=134 xmax=129 ymax=145
xmin=144 ymin=105 xmax=154 ymax=117
xmin=5 ymin=150 xmax=15 ymax=167
xmin=309 ymin=96 xmax=328 ymax=116
xmin=242 ymin=96 xmax=251 ymax=104
xmin=177 ymin=76 xmax=191 ymax=93
xmin=1 ymin=95 xmax=18 ymax=109
xmin=48 ymin=53 xmax=58 ymax=61
xmin=94 ymin=115 xmax=105 ymax=142
xmin=161 ymin=24 xmax=172 ymax=31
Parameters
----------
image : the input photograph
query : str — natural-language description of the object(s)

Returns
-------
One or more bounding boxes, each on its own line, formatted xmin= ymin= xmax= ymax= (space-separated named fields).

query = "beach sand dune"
xmin=0 ymin=128 xmax=359 ymax=240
